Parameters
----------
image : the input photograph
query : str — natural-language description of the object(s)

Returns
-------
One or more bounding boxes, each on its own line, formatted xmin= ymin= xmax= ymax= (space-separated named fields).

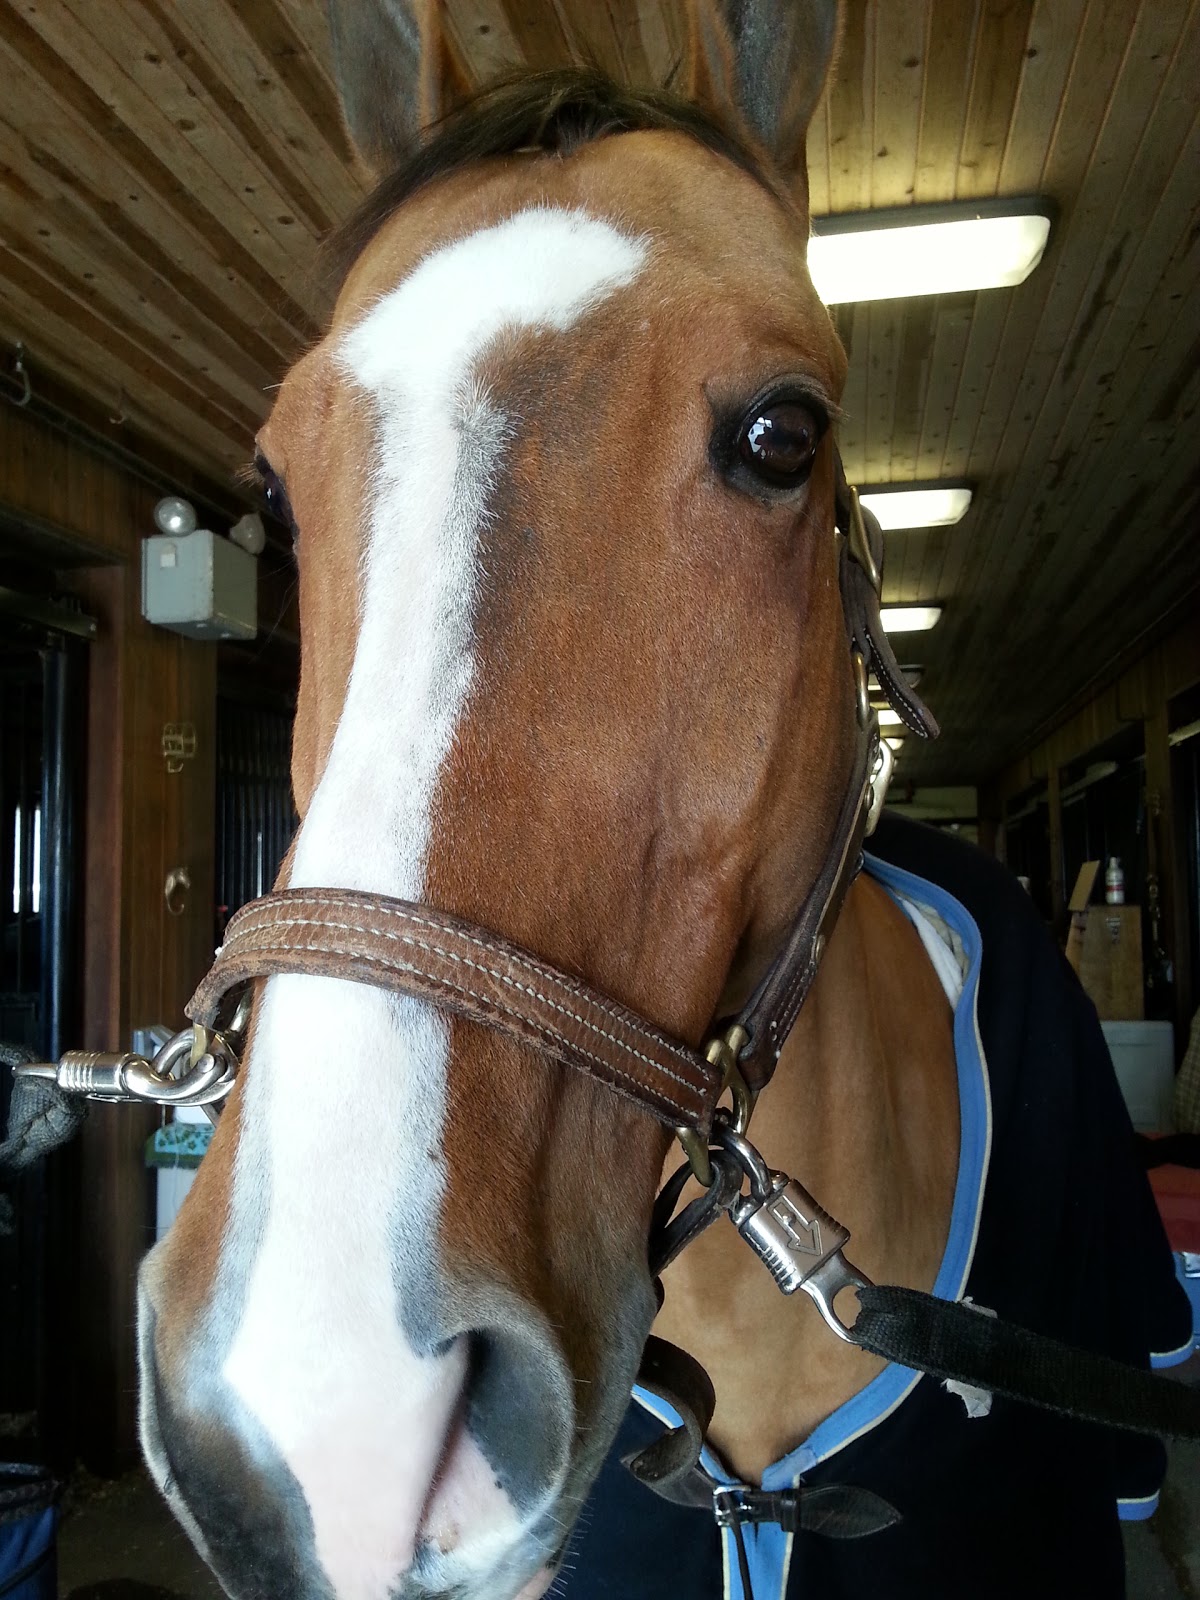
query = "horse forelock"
xmin=323 ymin=67 xmax=779 ymax=298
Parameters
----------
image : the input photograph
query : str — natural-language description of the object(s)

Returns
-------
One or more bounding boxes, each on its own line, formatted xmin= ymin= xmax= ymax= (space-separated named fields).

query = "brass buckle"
xmin=852 ymin=648 xmax=871 ymax=730
xmin=865 ymin=737 xmax=894 ymax=837
xmin=846 ymin=486 xmax=881 ymax=594
xmin=676 ymin=1023 xmax=754 ymax=1188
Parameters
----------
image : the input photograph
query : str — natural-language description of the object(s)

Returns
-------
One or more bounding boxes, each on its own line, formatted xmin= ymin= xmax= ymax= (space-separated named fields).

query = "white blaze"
xmin=219 ymin=209 xmax=646 ymax=1600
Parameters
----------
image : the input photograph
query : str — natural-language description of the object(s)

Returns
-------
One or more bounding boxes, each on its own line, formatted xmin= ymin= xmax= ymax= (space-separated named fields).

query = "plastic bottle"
xmin=1104 ymin=856 xmax=1125 ymax=905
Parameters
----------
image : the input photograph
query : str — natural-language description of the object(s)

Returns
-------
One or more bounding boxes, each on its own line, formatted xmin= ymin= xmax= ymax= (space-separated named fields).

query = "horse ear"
xmin=327 ymin=0 xmax=450 ymax=173
xmin=686 ymin=0 xmax=841 ymax=192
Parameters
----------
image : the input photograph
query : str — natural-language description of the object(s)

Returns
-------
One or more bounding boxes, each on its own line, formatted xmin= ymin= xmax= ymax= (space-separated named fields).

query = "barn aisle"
xmin=56 ymin=1470 xmax=222 ymax=1600
xmin=1124 ymin=1351 xmax=1200 ymax=1600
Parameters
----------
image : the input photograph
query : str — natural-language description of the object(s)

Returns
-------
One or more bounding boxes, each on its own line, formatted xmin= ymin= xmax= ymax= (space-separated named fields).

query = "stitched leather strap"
xmin=732 ymin=732 xmax=874 ymax=1089
xmin=188 ymin=888 xmax=723 ymax=1133
xmin=729 ymin=461 xmax=936 ymax=1090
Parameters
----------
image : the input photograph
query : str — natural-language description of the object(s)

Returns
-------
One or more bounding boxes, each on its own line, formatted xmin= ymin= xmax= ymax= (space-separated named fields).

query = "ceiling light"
xmin=153 ymin=495 xmax=197 ymax=536
xmin=809 ymin=199 xmax=1052 ymax=305
xmin=859 ymin=485 xmax=972 ymax=530
xmin=880 ymin=606 xmax=942 ymax=634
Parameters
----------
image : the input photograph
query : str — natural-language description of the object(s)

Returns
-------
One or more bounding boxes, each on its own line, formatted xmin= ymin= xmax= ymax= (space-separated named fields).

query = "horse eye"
xmin=737 ymin=401 xmax=822 ymax=487
xmin=257 ymin=459 xmax=297 ymax=545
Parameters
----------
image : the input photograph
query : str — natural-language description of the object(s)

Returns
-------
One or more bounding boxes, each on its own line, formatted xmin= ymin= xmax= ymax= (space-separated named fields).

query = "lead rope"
xmin=0 ymin=1042 xmax=85 ymax=1184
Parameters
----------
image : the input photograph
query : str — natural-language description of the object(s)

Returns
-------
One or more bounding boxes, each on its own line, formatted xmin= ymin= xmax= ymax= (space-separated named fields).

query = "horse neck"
xmin=655 ymin=871 xmax=960 ymax=1481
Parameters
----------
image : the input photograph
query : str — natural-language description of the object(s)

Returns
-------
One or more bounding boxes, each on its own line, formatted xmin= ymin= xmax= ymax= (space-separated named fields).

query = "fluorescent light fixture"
xmin=880 ymin=605 xmax=942 ymax=634
xmin=878 ymin=709 xmax=905 ymax=728
xmin=859 ymin=484 xmax=972 ymax=530
xmin=809 ymin=199 xmax=1052 ymax=305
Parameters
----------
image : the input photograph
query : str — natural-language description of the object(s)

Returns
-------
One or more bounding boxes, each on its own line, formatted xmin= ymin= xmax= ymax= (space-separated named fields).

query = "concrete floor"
xmin=57 ymin=1470 xmax=222 ymax=1600
xmin=56 ymin=1361 xmax=1199 ymax=1598
xmin=1124 ymin=1359 xmax=1200 ymax=1600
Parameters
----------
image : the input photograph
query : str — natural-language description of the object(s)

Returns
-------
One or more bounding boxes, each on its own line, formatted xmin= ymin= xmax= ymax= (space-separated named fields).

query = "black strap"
xmin=716 ymin=1481 xmax=903 ymax=1599
xmin=624 ymin=1334 xmax=718 ymax=1502
xmin=852 ymin=1284 xmax=1200 ymax=1439
xmin=715 ymin=1482 xmax=901 ymax=1537
xmin=627 ymin=1276 xmax=1199 ymax=1529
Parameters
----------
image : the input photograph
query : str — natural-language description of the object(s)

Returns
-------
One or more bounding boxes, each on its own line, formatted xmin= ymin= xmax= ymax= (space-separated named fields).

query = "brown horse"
xmin=132 ymin=4 xmax=1182 ymax=1599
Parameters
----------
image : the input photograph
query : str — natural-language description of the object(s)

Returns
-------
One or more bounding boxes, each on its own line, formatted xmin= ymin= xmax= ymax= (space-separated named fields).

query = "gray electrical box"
xmin=141 ymin=530 xmax=257 ymax=641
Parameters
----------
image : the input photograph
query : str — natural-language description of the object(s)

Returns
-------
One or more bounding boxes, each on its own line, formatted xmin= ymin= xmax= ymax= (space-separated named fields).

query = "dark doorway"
xmin=215 ymin=692 xmax=296 ymax=935
xmin=0 ymin=623 xmax=85 ymax=1465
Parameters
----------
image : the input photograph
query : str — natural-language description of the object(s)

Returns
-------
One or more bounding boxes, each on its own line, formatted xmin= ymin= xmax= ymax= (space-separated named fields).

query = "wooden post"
xmin=76 ymin=562 xmax=216 ymax=1472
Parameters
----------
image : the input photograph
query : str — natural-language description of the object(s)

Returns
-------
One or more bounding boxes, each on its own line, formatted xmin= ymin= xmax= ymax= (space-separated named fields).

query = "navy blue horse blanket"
xmin=561 ymin=814 xmax=1193 ymax=1600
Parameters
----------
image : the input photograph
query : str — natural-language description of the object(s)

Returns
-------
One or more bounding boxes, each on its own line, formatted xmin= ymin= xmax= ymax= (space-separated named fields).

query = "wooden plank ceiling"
xmin=0 ymin=0 xmax=1197 ymax=784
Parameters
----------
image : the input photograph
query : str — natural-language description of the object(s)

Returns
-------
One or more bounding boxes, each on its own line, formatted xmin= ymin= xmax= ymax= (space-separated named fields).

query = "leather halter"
xmin=188 ymin=450 xmax=937 ymax=1139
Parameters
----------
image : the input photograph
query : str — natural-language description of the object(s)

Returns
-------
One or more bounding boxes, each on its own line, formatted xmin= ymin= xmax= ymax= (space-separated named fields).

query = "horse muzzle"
xmin=136 ymin=1272 xmax=581 ymax=1600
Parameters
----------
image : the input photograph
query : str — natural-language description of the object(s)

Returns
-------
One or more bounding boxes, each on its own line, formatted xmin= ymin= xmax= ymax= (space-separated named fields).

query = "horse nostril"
xmin=417 ymin=1319 xmax=573 ymax=1575
xmin=464 ymin=1325 xmax=574 ymax=1511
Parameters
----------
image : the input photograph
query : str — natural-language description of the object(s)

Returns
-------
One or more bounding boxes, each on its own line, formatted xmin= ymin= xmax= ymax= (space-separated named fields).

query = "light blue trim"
xmin=1151 ymin=1341 xmax=1196 ymax=1369
xmin=1118 ymin=1491 xmax=1160 ymax=1522
xmin=628 ymin=1388 xmax=785 ymax=1600
xmin=762 ymin=854 xmax=990 ymax=1489
xmin=1157 ymin=1253 xmax=1200 ymax=1365
xmin=633 ymin=859 xmax=991 ymax=1600
xmin=728 ymin=1512 xmax=788 ymax=1600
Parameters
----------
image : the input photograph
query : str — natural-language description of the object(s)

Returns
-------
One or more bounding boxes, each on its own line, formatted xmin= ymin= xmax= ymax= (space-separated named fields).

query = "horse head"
xmin=137 ymin=3 xmax=853 ymax=1595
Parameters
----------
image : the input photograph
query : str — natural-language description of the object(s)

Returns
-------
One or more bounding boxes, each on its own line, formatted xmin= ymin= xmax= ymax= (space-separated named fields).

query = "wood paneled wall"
xmin=981 ymin=609 xmax=1200 ymax=1043
xmin=2 ymin=397 xmax=221 ymax=1469
xmin=0 ymin=375 xmax=250 ymax=566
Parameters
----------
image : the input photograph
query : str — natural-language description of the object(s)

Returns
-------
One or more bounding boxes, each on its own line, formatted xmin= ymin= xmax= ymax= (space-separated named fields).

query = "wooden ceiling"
xmin=0 ymin=0 xmax=1197 ymax=783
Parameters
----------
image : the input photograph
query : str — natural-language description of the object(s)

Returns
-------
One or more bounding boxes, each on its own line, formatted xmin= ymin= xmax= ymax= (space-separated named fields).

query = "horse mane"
xmin=327 ymin=67 xmax=772 ymax=291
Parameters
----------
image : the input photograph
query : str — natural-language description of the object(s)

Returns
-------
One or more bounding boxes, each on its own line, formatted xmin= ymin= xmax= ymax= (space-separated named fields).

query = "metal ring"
xmin=152 ymin=1028 xmax=200 ymax=1080
xmin=8 ymin=343 xmax=32 ymax=409
xmin=164 ymin=867 xmax=191 ymax=917
xmin=865 ymin=736 xmax=895 ymax=837
xmin=123 ymin=1050 xmax=226 ymax=1105
xmin=676 ymin=1126 xmax=714 ymax=1189
xmin=704 ymin=1026 xmax=754 ymax=1137
xmin=227 ymin=989 xmax=254 ymax=1040
xmin=846 ymin=486 xmax=882 ymax=594
xmin=713 ymin=1124 xmax=774 ymax=1204
xmin=852 ymin=648 xmax=870 ymax=729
